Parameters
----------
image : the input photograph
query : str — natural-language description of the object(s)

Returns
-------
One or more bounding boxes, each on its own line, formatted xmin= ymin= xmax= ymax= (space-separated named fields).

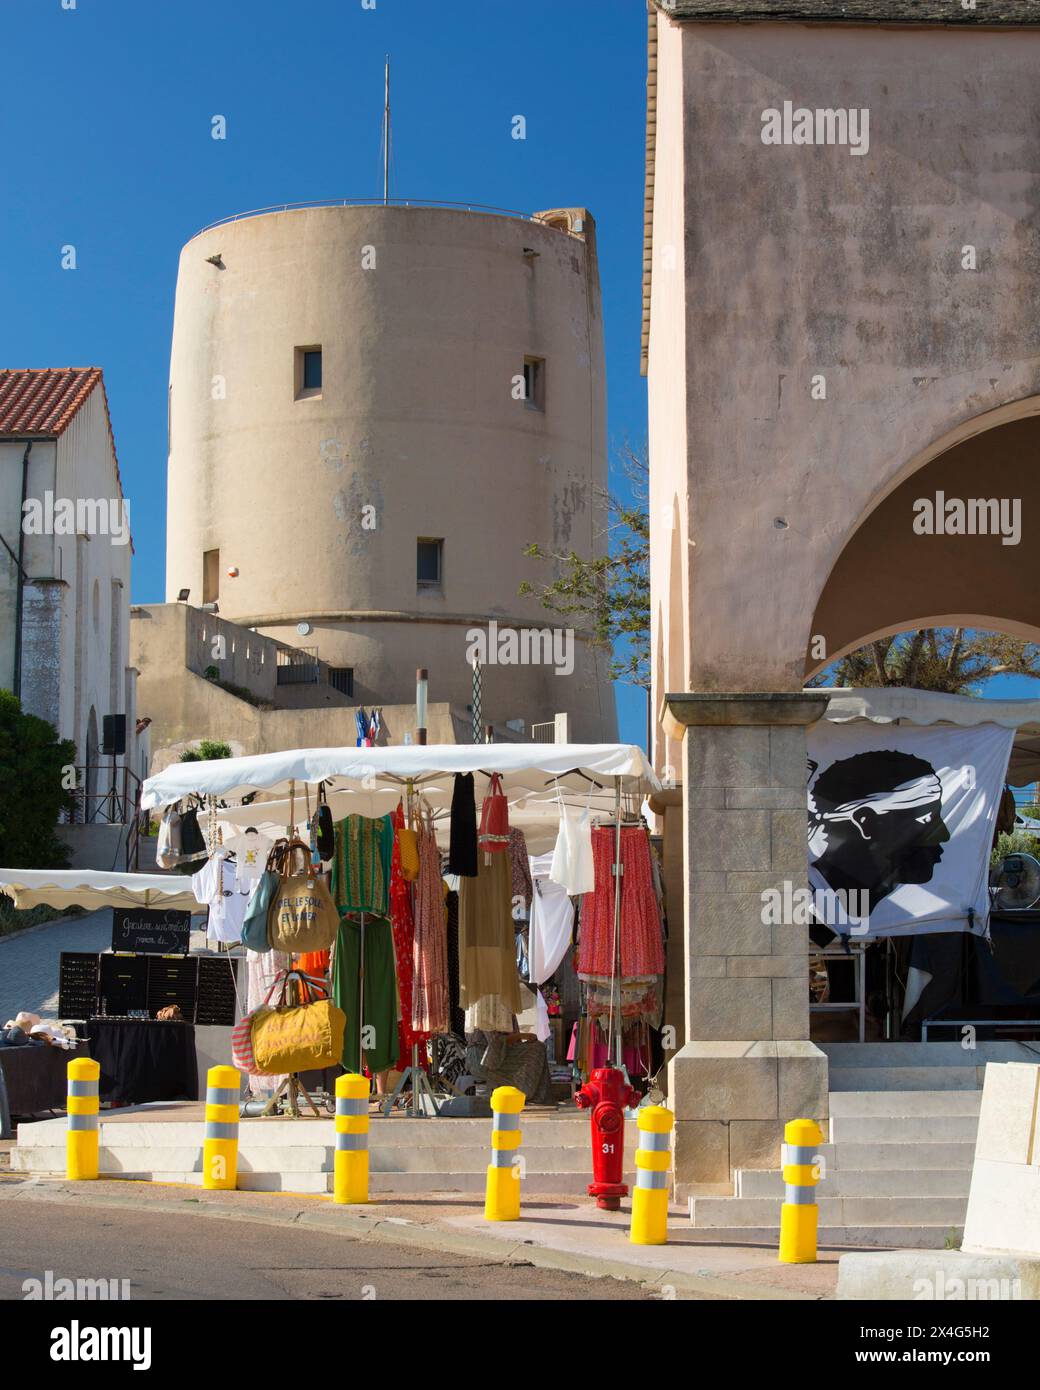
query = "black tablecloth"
xmin=86 ymin=1019 xmax=198 ymax=1104
xmin=0 ymin=1042 xmax=90 ymax=1117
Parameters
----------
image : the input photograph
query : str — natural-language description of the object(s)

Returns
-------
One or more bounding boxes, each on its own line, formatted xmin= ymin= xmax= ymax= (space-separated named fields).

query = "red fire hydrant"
xmin=575 ymin=1066 xmax=639 ymax=1210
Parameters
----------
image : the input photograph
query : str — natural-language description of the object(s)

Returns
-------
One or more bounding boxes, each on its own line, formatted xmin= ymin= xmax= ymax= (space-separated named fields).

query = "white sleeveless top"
xmin=549 ymin=803 xmax=595 ymax=896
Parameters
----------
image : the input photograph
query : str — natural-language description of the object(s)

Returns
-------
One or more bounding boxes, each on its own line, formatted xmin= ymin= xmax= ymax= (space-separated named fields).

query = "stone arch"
xmin=806 ymin=400 xmax=1040 ymax=680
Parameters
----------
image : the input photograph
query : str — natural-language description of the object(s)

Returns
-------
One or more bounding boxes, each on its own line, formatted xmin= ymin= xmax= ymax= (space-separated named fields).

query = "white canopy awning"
xmin=140 ymin=742 xmax=659 ymax=812
xmin=0 ymin=869 xmax=204 ymax=914
xmin=216 ymin=786 xmax=638 ymax=856
xmin=820 ymin=688 xmax=1040 ymax=785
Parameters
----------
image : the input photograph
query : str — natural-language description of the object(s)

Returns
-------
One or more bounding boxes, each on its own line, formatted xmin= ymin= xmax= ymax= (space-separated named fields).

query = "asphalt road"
xmin=0 ymin=1199 xmax=656 ymax=1301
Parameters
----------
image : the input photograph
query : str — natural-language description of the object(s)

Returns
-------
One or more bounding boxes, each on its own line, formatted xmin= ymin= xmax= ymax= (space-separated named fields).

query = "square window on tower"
xmin=417 ymin=539 xmax=443 ymax=589
xmin=295 ymin=346 xmax=323 ymax=399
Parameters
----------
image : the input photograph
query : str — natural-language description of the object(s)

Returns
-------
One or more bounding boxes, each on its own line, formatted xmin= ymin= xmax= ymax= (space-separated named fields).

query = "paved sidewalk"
xmin=0 ymin=916 xmax=211 ymax=1025
xmin=0 ymin=1173 xmax=839 ymax=1299
xmin=0 ymin=910 xmax=111 ymax=1024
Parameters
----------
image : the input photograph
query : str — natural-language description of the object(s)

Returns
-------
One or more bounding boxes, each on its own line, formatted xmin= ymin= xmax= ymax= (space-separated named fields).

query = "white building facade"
xmin=0 ymin=369 xmax=141 ymax=835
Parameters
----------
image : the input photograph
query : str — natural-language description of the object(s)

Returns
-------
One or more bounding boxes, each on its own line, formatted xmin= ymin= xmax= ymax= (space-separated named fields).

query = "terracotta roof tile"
xmin=0 ymin=367 xmax=130 ymax=547
xmin=0 ymin=367 xmax=106 ymax=437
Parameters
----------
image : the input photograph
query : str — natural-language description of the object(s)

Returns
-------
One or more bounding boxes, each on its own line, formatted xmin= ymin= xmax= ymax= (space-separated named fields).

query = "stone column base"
xmin=668 ymin=1040 xmax=829 ymax=1199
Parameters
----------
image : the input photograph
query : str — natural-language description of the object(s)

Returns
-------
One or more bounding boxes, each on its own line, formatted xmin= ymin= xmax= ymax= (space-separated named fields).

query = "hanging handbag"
xmin=397 ymin=825 xmax=420 ymax=881
xmin=156 ymin=806 xmax=182 ymax=870
xmin=232 ymin=976 xmax=279 ymax=1076
xmin=266 ymin=840 xmax=340 ymax=955
xmin=179 ymin=804 xmax=208 ymax=861
xmin=241 ymin=868 xmax=279 ymax=953
xmin=314 ymin=784 xmax=335 ymax=863
xmin=250 ymin=971 xmax=346 ymax=1075
xmin=478 ymin=772 xmax=510 ymax=857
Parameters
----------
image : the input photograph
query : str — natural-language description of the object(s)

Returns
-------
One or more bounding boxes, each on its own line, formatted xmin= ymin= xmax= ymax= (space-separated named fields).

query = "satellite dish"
xmin=992 ymin=853 xmax=1040 ymax=911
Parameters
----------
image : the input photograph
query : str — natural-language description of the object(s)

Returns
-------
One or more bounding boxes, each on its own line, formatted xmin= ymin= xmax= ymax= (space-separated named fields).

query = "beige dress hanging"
xmin=457 ymin=850 xmax=522 ymax=1018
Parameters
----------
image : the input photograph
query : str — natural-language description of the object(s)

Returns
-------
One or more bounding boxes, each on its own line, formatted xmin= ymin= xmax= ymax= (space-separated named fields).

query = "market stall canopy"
xmin=215 ymin=786 xmax=637 ymax=856
xmin=0 ymin=869 xmax=203 ymax=914
xmin=819 ymin=687 xmax=1040 ymax=785
xmin=140 ymin=742 xmax=660 ymax=812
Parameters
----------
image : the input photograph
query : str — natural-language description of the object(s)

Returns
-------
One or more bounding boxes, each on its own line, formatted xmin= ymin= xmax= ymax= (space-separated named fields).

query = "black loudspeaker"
xmin=102 ymin=713 xmax=126 ymax=755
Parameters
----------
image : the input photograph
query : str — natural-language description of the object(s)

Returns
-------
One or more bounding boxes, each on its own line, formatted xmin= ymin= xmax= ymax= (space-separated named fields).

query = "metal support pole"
xmin=609 ymin=779 xmax=624 ymax=1068
xmin=471 ymin=659 xmax=482 ymax=744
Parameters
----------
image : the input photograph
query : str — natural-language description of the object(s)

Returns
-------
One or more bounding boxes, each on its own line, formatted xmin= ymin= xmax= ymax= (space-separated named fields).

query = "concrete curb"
xmin=0 ymin=1174 xmax=826 ymax=1300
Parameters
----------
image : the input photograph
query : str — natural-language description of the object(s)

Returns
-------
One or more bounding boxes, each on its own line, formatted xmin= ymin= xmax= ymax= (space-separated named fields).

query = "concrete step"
xmin=827 ymin=1091 xmax=982 ymax=1117
xmin=690 ymin=1195 xmax=968 ymax=1229
xmin=829 ymin=1113 xmax=979 ymax=1144
xmin=9 ymin=1150 xmax=601 ymax=1196
xmin=829 ymin=1066 xmax=981 ymax=1092
xmin=683 ymin=1226 xmax=963 ymax=1250
xmin=821 ymin=1042 xmax=1037 ymax=1067
xmin=821 ymin=1142 xmax=976 ymax=1171
xmin=736 ymin=1168 xmax=971 ymax=1199
xmin=14 ymin=1115 xmax=615 ymax=1150
xmin=11 ymin=1143 xmax=604 ymax=1177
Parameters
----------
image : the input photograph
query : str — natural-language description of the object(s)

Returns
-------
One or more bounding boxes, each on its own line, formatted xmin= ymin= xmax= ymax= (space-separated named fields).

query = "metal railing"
xmin=531 ymin=721 xmax=557 ymax=744
xmin=61 ymin=765 xmax=144 ymax=872
xmin=64 ymin=764 xmax=141 ymax=828
xmin=189 ymin=198 xmax=581 ymax=241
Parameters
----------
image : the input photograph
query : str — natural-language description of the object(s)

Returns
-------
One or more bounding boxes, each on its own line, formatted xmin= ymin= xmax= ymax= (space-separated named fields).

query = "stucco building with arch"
xmin=643 ymin=0 xmax=1040 ymax=1187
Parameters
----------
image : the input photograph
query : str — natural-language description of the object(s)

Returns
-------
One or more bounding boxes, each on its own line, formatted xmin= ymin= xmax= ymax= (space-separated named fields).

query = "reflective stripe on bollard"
xmin=484 ymin=1086 xmax=525 ymax=1222
xmin=778 ymin=1118 xmax=824 ymax=1264
xmin=334 ymin=1073 xmax=370 ymax=1204
xmin=630 ymin=1105 xmax=673 ymax=1245
xmin=66 ymin=1058 xmax=100 ymax=1180
xmin=203 ymin=1065 xmax=241 ymax=1190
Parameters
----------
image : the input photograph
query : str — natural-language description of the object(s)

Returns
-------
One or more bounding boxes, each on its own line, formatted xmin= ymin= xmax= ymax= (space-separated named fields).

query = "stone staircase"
xmin=688 ymin=1042 xmax=1040 ymax=1248
xmin=11 ymin=1110 xmax=627 ymax=1196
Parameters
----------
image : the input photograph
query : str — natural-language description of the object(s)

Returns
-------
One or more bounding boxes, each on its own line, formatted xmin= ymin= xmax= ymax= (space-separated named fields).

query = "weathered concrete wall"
xmin=649 ymin=18 xmax=1040 ymax=707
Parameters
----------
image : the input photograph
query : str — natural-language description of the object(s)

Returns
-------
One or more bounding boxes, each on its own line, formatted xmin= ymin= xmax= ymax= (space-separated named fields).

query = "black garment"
xmin=444 ymin=890 xmax=465 ymax=1036
xmin=447 ymin=773 xmax=478 ymax=877
xmin=87 ymin=1019 xmax=199 ymax=1103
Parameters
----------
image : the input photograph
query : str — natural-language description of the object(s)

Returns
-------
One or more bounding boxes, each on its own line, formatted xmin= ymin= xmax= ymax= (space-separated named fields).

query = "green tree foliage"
xmin=179 ymin=740 xmax=233 ymax=763
xmin=0 ymin=689 xmax=76 ymax=868
xmin=809 ymin=629 xmax=1040 ymax=695
xmin=520 ymin=443 xmax=650 ymax=689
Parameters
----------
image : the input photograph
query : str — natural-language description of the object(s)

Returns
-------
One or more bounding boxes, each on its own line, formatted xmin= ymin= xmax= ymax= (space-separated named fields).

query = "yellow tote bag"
xmin=250 ymin=972 xmax=346 ymax=1074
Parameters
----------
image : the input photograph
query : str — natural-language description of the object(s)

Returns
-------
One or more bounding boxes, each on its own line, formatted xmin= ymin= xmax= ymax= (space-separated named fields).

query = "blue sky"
xmin=6 ymin=1 xmax=1036 ymax=750
xmin=2 ymin=0 xmax=650 ymax=742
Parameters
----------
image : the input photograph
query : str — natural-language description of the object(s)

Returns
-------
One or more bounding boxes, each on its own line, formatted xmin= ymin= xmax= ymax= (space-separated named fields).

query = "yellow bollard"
xmin=484 ymin=1085 xmax=525 ymax=1221
xmin=66 ymin=1058 xmax=100 ymax=1180
xmin=778 ymin=1117 xmax=824 ymax=1263
xmin=630 ymin=1105 xmax=673 ymax=1245
xmin=334 ymin=1073 xmax=370 ymax=1204
xmin=202 ymin=1065 xmax=241 ymax=1190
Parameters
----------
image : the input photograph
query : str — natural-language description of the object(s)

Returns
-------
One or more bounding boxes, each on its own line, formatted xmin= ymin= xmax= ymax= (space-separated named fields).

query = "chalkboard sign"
xmin=111 ymin=907 xmax=191 ymax=955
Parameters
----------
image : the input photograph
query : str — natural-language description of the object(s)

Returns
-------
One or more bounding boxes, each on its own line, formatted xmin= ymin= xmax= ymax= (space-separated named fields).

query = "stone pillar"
xmin=663 ymin=692 xmax=830 ymax=1198
xmin=19 ymin=578 xmax=66 ymax=732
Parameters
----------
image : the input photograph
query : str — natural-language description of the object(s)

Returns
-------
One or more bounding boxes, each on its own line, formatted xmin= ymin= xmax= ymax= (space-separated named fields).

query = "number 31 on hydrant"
xmin=575 ymin=1066 xmax=640 ymax=1210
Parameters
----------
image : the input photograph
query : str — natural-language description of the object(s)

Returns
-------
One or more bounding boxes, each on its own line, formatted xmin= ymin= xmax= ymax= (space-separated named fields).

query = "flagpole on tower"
xmin=383 ymin=55 xmax=391 ymax=206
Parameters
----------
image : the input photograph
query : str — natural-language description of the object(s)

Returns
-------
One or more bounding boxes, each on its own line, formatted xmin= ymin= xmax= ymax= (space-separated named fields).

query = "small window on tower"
xmin=522 ymin=356 xmax=545 ymax=411
xmin=295 ymin=346 xmax=323 ymax=399
xmin=203 ymin=549 xmax=220 ymax=604
xmin=417 ymin=539 xmax=443 ymax=589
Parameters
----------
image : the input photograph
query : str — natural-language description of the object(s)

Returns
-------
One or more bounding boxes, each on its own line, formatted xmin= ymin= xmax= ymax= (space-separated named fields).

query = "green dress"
xmin=331 ymin=815 xmax=398 ymax=1074
xmin=332 ymin=914 xmax=398 ymax=1075
xmin=332 ymin=814 xmax=393 ymax=915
